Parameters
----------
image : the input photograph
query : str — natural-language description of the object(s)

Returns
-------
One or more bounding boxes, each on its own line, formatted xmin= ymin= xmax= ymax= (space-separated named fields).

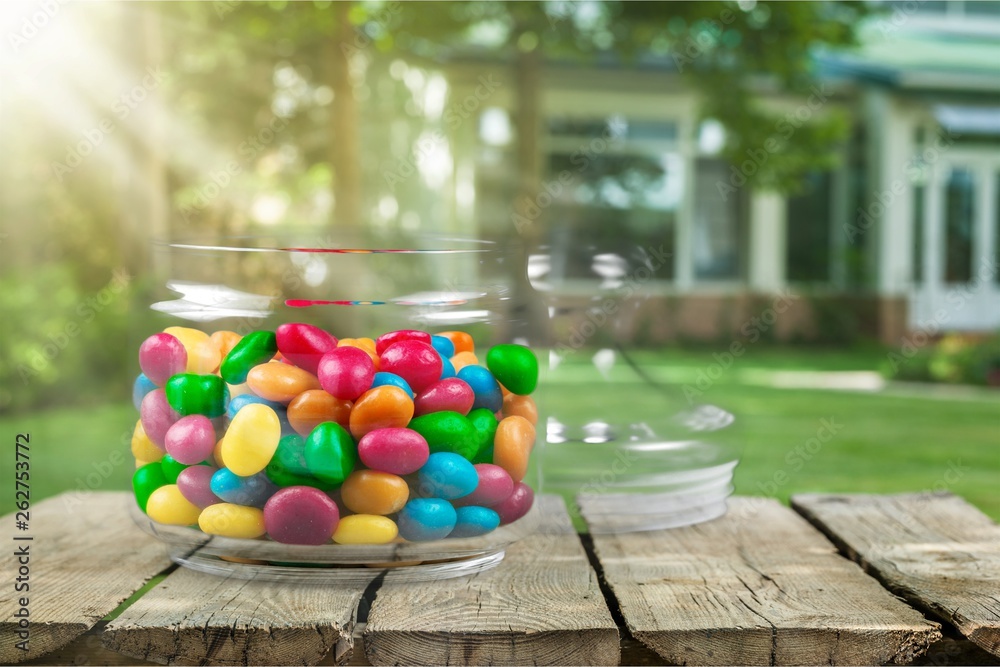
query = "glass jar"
xmin=128 ymin=230 xmax=540 ymax=582
xmin=529 ymin=240 xmax=740 ymax=534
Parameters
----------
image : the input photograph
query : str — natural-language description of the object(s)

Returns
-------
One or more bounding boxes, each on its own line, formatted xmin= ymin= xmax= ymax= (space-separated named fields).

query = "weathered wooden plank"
xmin=586 ymin=496 xmax=942 ymax=666
xmin=22 ymin=622 xmax=159 ymax=666
xmin=103 ymin=566 xmax=367 ymax=666
xmin=793 ymin=492 xmax=1000 ymax=658
xmin=363 ymin=495 xmax=620 ymax=666
xmin=0 ymin=492 xmax=173 ymax=664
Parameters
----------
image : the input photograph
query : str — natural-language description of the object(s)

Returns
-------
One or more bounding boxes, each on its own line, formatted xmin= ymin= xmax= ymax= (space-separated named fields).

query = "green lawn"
xmin=2 ymin=350 xmax=998 ymax=521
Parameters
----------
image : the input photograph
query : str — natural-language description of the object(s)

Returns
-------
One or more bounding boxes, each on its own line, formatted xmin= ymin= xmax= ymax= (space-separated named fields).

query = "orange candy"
xmin=246 ymin=362 xmax=321 ymax=403
xmin=349 ymin=386 xmax=414 ymax=439
xmin=287 ymin=389 xmax=352 ymax=437
xmin=502 ymin=394 xmax=538 ymax=425
xmin=340 ymin=470 xmax=409 ymax=515
xmin=450 ymin=351 xmax=479 ymax=372
xmin=493 ymin=415 xmax=535 ymax=482
xmin=338 ymin=338 xmax=380 ymax=371
xmin=438 ymin=331 xmax=474 ymax=355
xmin=209 ymin=330 xmax=243 ymax=360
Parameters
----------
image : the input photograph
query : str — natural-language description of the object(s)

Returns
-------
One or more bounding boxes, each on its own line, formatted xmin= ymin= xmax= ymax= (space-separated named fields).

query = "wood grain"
xmin=0 ymin=492 xmax=172 ymax=664
xmin=793 ymin=492 xmax=1000 ymax=658
xmin=586 ymin=496 xmax=941 ymax=666
xmin=103 ymin=566 xmax=367 ymax=666
xmin=363 ymin=495 xmax=620 ymax=666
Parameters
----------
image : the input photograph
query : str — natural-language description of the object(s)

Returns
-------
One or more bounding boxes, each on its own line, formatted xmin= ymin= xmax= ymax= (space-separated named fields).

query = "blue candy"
xmin=132 ymin=373 xmax=157 ymax=411
xmin=210 ymin=468 xmax=278 ymax=508
xmin=371 ymin=371 xmax=415 ymax=399
xmin=439 ymin=354 xmax=456 ymax=380
xmin=450 ymin=505 xmax=501 ymax=538
xmin=457 ymin=365 xmax=502 ymax=412
xmin=397 ymin=498 xmax=457 ymax=541
xmin=226 ymin=393 xmax=284 ymax=420
xmin=417 ymin=452 xmax=479 ymax=500
xmin=431 ymin=335 xmax=455 ymax=358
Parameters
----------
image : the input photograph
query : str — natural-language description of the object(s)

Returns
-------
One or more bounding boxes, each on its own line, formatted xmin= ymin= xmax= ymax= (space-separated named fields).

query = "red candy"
xmin=317 ymin=346 xmax=375 ymax=401
xmin=493 ymin=482 xmax=534 ymax=524
xmin=380 ymin=340 xmax=442 ymax=394
xmin=375 ymin=329 xmax=432 ymax=355
xmin=139 ymin=333 xmax=188 ymax=387
xmin=263 ymin=486 xmax=340 ymax=545
xmin=413 ymin=378 xmax=475 ymax=417
xmin=357 ymin=427 xmax=430 ymax=475
xmin=164 ymin=414 xmax=216 ymax=465
xmin=454 ymin=464 xmax=514 ymax=507
xmin=140 ymin=388 xmax=181 ymax=447
xmin=276 ymin=323 xmax=338 ymax=374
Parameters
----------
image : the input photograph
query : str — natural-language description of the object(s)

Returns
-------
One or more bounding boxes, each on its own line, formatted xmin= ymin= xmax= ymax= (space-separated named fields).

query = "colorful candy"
xmin=131 ymin=419 xmax=165 ymax=463
xmin=222 ymin=403 xmax=281 ymax=476
xmin=493 ymin=482 xmax=534 ymax=525
xmin=210 ymin=468 xmax=277 ymax=508
xmin=397 ymin=498 xmax=457 ymax=541
xmin=341 ymin=470 xmax=409 ymax=515
xmin=357 ymin=427 xmax=429 ymax=475
xmin=454 ymin=464 xmax=514 ymax=507
xmin=163 ymin=326 xmax=221 ymax=375
xmin=413 ymin=378 xmax=475 ymax=416
xmin=263 ymin=487 xmax=340 ymax=545
xmin=486 ymin=344 xmax=538 ymax=396
xmin=139 ymin=333 xmax=188 ymax=387
xmin=165 ymin=373 xmax=227 ymax=418
xmin=457 ymin=365 xmax=503 ymax=413
xmin=375 ymin=329 xmax=432 ymax=355
xmin=133 ymin=462 xmax=168 ymax=512
xmin=246 ymin=362 xmax=320 ymax=404
xmin=164 ymin=414 xmax=216 ymax=465
xmin=333 ymin=514 xmax=398 ymax=544
xmin=371 ymin=371 xmax=415 ymax=398
xmin=493 ymin=415 xmax=535 ymax=482
xmin=349 ymin=385 xmax=414 ymax=439
xmin=176 ymin=465 xmax=222 ymax=509
xmin=146 ymin=484 xmax=202 ymax=526
xmin=199 ymin=503 xmax=266 ymax=539
xmin=286 ymin=389 xmax=351 ymax=436
xmin=276 ymin=323 xmax=338 ymax=374
xmin=140 ymin=388 xmax=180 ymax=447
xmin=304 ymin=421 xmax=356 ymax=485
xmin=221 ymin=330 xmax=277 ymax=384
xmin=408 ymin=411 xmax=478 ymax=459
xmin=379 ymin=340 xmax=442 ymax=393
xmin=318 ymin=346 xmax=375 ymax=400
xmin=417 ymin=452 xmax=478 ymax=500
xmin=451 ymin=506 xmax=501 ymax=538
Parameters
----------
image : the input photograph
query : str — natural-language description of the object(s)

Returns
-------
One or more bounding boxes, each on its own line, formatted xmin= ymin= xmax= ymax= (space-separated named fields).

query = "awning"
xmin=934 ymin=104 xmax=1000 ymax=136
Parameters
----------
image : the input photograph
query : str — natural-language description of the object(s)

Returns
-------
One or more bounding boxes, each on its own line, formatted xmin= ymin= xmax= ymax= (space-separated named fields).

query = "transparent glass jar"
xmin=129 ymin=230 xmax=539 ymax=582
xmin=529 ymin=241 xmax=740 ymax=533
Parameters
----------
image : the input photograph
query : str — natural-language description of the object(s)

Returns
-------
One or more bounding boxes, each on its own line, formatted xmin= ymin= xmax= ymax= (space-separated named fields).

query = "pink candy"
xmin=176 ymin=466 xmax=222 ymax=509
xmin=139 ymin=333 xmax=187 ymax=387
xmin=276 ymin=323 xmax=338 ymax=374
xmin=375 ymin=329 xmax=432 ymax=355
xmin=263 ymin=486 xmax=340 ymax=545
xmin=380 ymin=340 xmax=442 ymax=394
xmin=140 ymin=388 xmax=181 ymax=447
xmin=493 ymin=482 xmax=534 ymax=525
xmin=414 ymin=378 xmax=475 ymax=417
xmin=357 ymin=427 xmax=430 ymax=476
xmin=454 ymin=464 xmax=514 ymax=508
xmin=317 ymin=346 xmax=375 ymax=401
xmin=164 ymin=415 xmax=216 ymax=465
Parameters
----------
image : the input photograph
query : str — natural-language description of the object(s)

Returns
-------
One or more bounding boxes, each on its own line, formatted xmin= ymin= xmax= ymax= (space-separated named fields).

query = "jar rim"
xmin=154 ymin=230 xmax=515 ymax=254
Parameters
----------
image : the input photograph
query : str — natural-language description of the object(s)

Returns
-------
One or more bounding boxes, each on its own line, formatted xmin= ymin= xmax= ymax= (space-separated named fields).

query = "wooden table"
xmin=2 ymin=491 xmax=998 ymax=666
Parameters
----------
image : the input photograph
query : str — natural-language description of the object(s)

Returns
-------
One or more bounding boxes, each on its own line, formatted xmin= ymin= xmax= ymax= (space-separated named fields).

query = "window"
xmin=692 ymin=159 xmax=746 ymax=280
xmin=944 ymin=168 xmax=975 ymax=283
xmin=786 ymin=171 xmax=833 ymax=283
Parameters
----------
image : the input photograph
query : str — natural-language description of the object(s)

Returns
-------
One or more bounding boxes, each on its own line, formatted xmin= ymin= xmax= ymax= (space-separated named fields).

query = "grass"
xmin=2 ymin=347 xmax=997 ymax=521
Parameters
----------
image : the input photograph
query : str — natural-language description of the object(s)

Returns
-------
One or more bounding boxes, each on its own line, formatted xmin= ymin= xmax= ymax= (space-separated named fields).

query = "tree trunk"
xmin=328 ymin=2 xmax=362 ymax=229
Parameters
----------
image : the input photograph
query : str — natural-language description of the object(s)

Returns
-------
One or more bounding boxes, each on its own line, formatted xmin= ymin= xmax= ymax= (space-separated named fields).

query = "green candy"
xmin=304 ymin=422 xmax=356 ymax=486
xmin=472 ymin=445 xmax=494 ymax=465
xmin=467 ymin=408 xmax=498 ymax=459
xmin=220 ymin=330 xmax=277 ymax=384
xmin=165 ymin=373 xmax=227 ymax=417
xmin=133 ymin=462 xmax=168 ymax=512
xmin=267 ymin=434 xmax=334 ymax=489
xmin=159 ymin=454 xmax=188 ymax=484
xmin=408 ymin=411 xmax=478 ymax=460
xmin=486 ymin=344 xmax=538 ymax=395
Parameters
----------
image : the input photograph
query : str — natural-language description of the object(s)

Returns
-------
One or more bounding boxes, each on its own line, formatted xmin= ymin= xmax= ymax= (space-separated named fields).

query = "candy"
xmin=337 ymin=338 xmax=380 ymax=370
xmin=486 ymin=344 xmax=538 ymax=396
xmin=286 ymin=389 xmax=351 ymax=436
xmin=199 ymin=503 xmax=266 ymax=538
xmin=502 ymin=394 xmax=538 ymax=425
xmin=438 ymin=331 xmax=474 ymax=355
xmin=398 ymin=498 xmax=457 ymax=541
xmin=450 ymin=351 xmax=479 ymax=372
xmin=417 ymin=452 xmax=478 ymax=500
xmin=222 ymin=403 xmax=281 ymax=476
xmin=246 ymin=362 xmax=321 ymax=404
xmin=159 ymin=454 xmax=190 ymax=484
xmin=226 ymin=393 xmax=285 ymax=421
xmin=210 ymin=468 xmax=278 ymax=508
xmin=220 ymin=330 xmax=277 ymax=384
xmin=430 ymin=334 xmax=455 ymax=358
xmin=357 ymin=427 xmax=429 ymax=475
xmin=165 ymin=373 xmax=227 ymax=417
xmin=146 ymin=484 xmax=202 ymax=526
xmin=163 ymin=326 xmax=221 ymax=374
xmin=265 ymin=433 xmax=327 ymax=488
xmin=139 ymin=333 xmax=187 ymax=387
xmin=454 ymin=464 xmax=514 ymax=507
xmin=176 ymin=465 xmax=222 ymax=509
xmin=131 ymin=419 xmax=164 ymax=463
xmin=341 ymin=470 xmax=409 ymax=515
xmin=263 ymin=486 xmax=340 ymax=544
xmin=408 ymin=411 xmax=478 ymax=459
xmin=371 ymin=371 xmax=415 ymax=398
xmin=467 ymin=408 xmax=499 ymax=460
xmin=375 ymin=329 xmax=432 ymax=355
xmin=304 ymin=422 xmax=356 ymax=485
xmin=379 ymin=340 xmax=442 ymax=394
xmin=132 ymin=373 xmax=157 ymax=411
xmin=276 ymin=323 xmax=338 ymax=374
xmin=133 ymin=462 xmax=168 ymax=512
xmin=333 ymin=514 xmax=398 ymax=544
xmin=140 ymin=388 xmax=180 ymax=447
xmin=413 ymin=378 xmax=475 ymax=416
xmin=493 ymin=415 xmax=535 ymax=482
xmin=457 ymin=365 xmax=503 ymax=413
xmin=450 ymin=506 xmax=501 ymax=538
xmin=439 ymin=355 xmax=457 ymax=380
xmin=317 ymin=346 xmax=375 ymax=401
xmin=164 ymin=414 xmax=216 ymax=465
xmin=493 ymin=482 xmax=534 ymax=524
xmin=209 ymin=330 xmax=242 ymax=359
xmin=349 ymin=385 xmax=414 ymax=439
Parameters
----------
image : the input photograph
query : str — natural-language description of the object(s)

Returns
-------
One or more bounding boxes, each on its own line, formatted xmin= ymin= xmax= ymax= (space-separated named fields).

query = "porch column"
xmin=748 ymin=189 xmax=786 ymax=292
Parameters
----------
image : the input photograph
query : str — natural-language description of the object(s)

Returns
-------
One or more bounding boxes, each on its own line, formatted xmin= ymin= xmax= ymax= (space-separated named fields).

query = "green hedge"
xmin=884 ymin=333 xmax=1000 ymax=387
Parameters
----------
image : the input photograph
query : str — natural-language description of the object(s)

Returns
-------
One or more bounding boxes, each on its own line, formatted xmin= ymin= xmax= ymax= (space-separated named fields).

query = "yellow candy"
xmin=131 ymin=419 xmax=165 ymax=462
xmin=146 ymin=484 xmax=202 ymax=526
xmin=198 ymin=503 xmax=266 ymax=539
xmin=164 ymin=326 xmax=222 ymax=374
xmin=332 ymin=514 xmax=399 ymax=544
xmin=135 ymin=458 xmax=158 ymax=469
xmin=213 ymin=437 xmax=227 ymax=469
xmin=221 ymin=403 xmax=280 ymax=476
xmin=227 ymin=382 xmax=252 ymax=398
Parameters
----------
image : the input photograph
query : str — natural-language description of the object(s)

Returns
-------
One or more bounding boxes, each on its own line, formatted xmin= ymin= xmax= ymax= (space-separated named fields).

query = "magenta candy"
xmin=493 ymin=481 xmax=534 ymax=524
xmin=164 ymin=415 xmax=216 ymax=465
xmin=139 ymin=333 xmax=188 ymax=387
xmin=263 ymin=486 xmax=340 ymax=545
xmin=176 ymin=465 xmax=222 ymax=509
xmin=413 ymin=378 xmax=475 ymax=417
xmin=375 ymin=329 xmax=432 ymax=355
xmin=276 ymin=323 xmax=338 ymax=374
xmin=380 ymin=340 xmax=442 ymax=394
xmin=140 ymin=388 xmax=181 ymax=447
xmin=454 ymin=464 xmax=515 ymax=508
xmin=357 ymin=427 xmax=430 ymax=475
xmin=317 ymin=346 xmax=375 ymax=401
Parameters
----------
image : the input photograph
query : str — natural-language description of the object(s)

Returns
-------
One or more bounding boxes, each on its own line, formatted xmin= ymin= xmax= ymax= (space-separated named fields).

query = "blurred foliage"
xmin=885 ymin=333 xmax=1000 ymax=387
